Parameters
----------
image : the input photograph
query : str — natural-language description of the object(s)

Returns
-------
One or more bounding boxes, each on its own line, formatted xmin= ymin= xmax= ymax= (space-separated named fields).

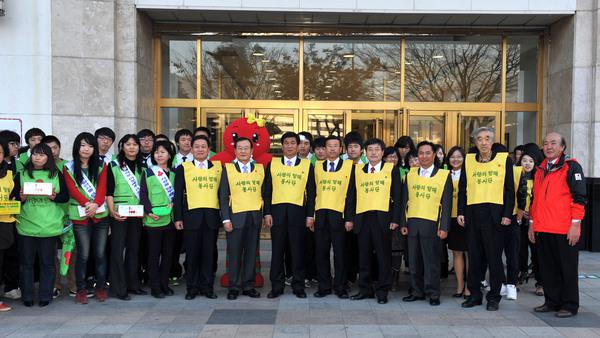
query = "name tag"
xmin=0 ymin=201 xmax=20 ymax=215
xmin=118 ymin=205 xmax=144 ymax=218
xmin=77 ymin=204 xmax=107 ymax=218
xmin=23 ymin=182 xmax=53 ymax=196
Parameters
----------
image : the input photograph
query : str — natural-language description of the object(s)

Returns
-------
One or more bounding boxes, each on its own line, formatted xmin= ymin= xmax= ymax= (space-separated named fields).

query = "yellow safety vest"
xmin=183 ymin=161 xmax=221 ymax=210
xmin=465 ymin=152 xmax=508 ymax=206
xmin=315 ymin=160 xmax=353 ymax=213
xmin=451 ymin=177 xmax=459 ymax=218
xmin=225 ymin=163 xmax=264 ymax=213
xmin=355 ymin=163 xmax=394 ymax=214
xmin=0 ymin=170 xmax=16 ymax=223
xmin=512 ymin=166 xmax=523 ymax=215
xmin=406 ymin=167 xmax=449 ymax=222
xmin=271 ymin=158 xmax=310 ymax=207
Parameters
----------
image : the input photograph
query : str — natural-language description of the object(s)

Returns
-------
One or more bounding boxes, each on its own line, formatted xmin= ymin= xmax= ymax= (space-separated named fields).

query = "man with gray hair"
xmin=457 ymin=126 xmax=514 ymax=311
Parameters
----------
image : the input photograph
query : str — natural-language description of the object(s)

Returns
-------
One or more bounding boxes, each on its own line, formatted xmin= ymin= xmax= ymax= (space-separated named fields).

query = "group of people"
xmin=0 ymin=125 xmax=586 ymax=319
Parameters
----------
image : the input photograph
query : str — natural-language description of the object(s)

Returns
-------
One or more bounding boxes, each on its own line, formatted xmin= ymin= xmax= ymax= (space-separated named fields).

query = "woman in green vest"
xmin=140 ymin=140 xmax=176 ymax=299
xmin=107 ymin=134 xmax=145 ymax=300
xmin=0 ymin=141 xmax=18 ymax=311
xmin=14 ymin=143 xmax=69 ymax=307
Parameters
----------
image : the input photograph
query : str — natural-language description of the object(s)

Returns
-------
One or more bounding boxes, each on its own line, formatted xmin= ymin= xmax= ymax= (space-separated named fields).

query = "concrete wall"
xmin=0 ymin=0 xmax=52 ymax=144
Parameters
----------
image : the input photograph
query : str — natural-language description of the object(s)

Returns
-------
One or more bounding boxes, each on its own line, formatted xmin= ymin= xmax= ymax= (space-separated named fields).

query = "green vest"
xmin=17 ymin=170 xmax=64 ymax=237
xmin=143 ymin=167 xmax=175 ymax=227
xmin=65 ymin=164 xmax=109 ymax=221
xmin=110 ymin=162 xmax=141 ymax=206
xmin=16 ymin=152 xmax=29 ymax=173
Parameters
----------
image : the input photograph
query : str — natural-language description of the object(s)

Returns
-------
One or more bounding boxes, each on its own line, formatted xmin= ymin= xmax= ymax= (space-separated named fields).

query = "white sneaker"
xmin=481 ymin=280 xmax=490 ymax=292
xmin=506 ymin=284 xmax=517 ymax=300
xmin=500 ymin=284 xmax=507 ymax=296
xmin=3 ymin=289 xmax=21 ymax=300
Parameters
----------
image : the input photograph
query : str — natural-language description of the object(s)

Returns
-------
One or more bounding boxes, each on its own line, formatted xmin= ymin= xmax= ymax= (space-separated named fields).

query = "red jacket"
xmin=530 ymin=154 xmax=586 ymax=235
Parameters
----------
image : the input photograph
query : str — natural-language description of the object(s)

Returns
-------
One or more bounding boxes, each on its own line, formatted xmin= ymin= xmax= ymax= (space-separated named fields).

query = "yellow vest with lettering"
xmin=315 ymin=160 xmax=353 ymax=213
xmin=406 ymin=167 xmax=449 ymax=222
xmin=512 ymin=166 xmax=523 ymax=215
xmin=355 ymin=163 xmax=394 ymax=214
xmin=465 ymin=152 xmax=508 ymax=206
xmin=0 ymin=170 xmax=16 ymax=223
xmin=183 ymin=161 xmax=221 ymax=210
xmin=226 ymin=163 xmax=264 ymax=213
xmin=271 ymin=158 xmax=310 ymax=207
xmin=451 ymin=177 xmax=459 ymax=218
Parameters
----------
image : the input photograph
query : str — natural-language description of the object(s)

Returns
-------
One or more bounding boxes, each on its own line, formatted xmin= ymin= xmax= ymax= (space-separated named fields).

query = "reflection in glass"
xmin=202 ymin=37 xmax=299 ymax=100
xmin=409 ymin=115 xmax=445 ymax=145
xmin=460 ymin=115 xmax=496 ymax=151
xmin=405 ymin=36 xmax=502 ymax=102
xmin=306 ymin=112 xmax=345 ymax=137
xmin=304 ymin=39 xmax=401 ymax=101
xmin=160 ymin=108 xmax=197 ymax=141
xmin=205 ymin=110 xmax=244 ymax=153
xmin=351 ymin=111 xmax=383 ymax=142
xmin=255 ymin=110 xmax=297 ymax=156
xmin=384 ymin=110 xmax=401 ymax=148
xmin=505 ymin=111 xmax=537 ymax=151
xmin=506 ymin=36 xmax=538 ymax=103
xmin=161 ymin=37 xmax=197 ymax=99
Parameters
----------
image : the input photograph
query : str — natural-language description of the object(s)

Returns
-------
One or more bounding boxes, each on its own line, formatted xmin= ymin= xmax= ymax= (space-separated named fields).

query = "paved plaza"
xmin=1 ymin=240 xmax=600 ymax=338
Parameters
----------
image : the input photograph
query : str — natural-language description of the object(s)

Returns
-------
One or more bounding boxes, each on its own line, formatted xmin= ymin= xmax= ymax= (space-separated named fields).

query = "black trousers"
xmin=226 ymin=217 xmax=261 ymax=292
xmin=184 ymin=226 xmax=218 ymax=294
xmin=502 ymin=218 xmax=521 ymax=285
xmin=169 ymin=231 xmax=183 ymax=279
xmin=344 ymin=232 xmax=359 ymax=283
xmin=466 ymin=209 xmax=505 ymax=303
xmin=2 ymin=228 xmax=19 ymax=292
xmin=408 ymin=234 xmax=441 ymax=298
xmin=519 ymin=217 xmax=541 ymax=285
xmin=305 ymin=228 xmax=317 ymax=280
xmin=109 ymin=217 xmax=143 ymax=296
xmin=18 ymin=235 xmax=58 ymax=303
xmin=315 ymin=218 xmax=346 ymax=293
xmin=536 ymin=232 xmax=579 ymax=313
xmin=146 ymin=226 xmax=175 ymax=293
xmin=270 ymin=212 xmax=306 ymax=293
xmin=357 ymin=216 xmax=392 ymax=297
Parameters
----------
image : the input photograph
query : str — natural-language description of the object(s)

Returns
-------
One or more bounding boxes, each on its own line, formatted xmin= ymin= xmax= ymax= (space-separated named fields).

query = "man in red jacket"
xmin=529 ymin=132 xmax=586 ymax=318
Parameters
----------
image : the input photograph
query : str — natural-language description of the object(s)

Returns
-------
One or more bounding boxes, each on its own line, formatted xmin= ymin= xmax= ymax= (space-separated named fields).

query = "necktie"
xmin=182 ymin=156 xmax=187 ymax=162
xmin=243 ymin=165 xmax=248 ymax=173
xmin=547 ymin=161 xmax=553 ymax=171
xmin=329 ymin=162 xmax=335 ymax=172
xmin=370 ymin=167 xmax=375 ymax=173
xmin=421 ymin=170 xmax=428 ymax=177
xmin=286 ymin=160 xmax=293 ymax=167
xmin=100 ymin=155 xmax=105 ymax=162
xmin=199 ymin=162 xmax=205 ymax=169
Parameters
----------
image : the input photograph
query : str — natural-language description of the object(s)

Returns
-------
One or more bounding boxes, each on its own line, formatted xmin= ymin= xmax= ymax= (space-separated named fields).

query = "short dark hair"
xmin=417 ymin=141 xmax=436 ymax=153
xmin=325 ymin=135 xmax=342 ymax=147
xmin=42 ymin=135 xmax=61 ymax=148
xmin=137 ymin=129 xmax=155 ymax=140
xmin=313 ymin=136 xmax=326 ymax=149
xmin=25 ymin=128 xmax=45 ymax=143
xmin=299 ymin=132 xmax=313 ymax=145
xmin=344 ymin=131 xmax=363 ymax=148
xmin=151 ymin=140 xmax=177 ymax=167
xmin=174 ymin=129 xmax=193 ymax=144
xmin=364 ymin=138 xmax=385 ymax=150
xmin=193 ymin=126 xmax=211 ymax=137
xmin=234 ymin=137 xmax=253 ymax=149
xmin=94 ymin=127 xmax=115 ymax=141
xmin=280 ymin=132 xmax=300 ymax=145
xmin=116 ymin=134 xmax=142 ymax=169
xmin=0 ymin=130 xmax=20 ymax=144
xmin=383 ymin=146 xmax=399 ymax=159
xmin=513 ymin=145 xmax=525 ymax=153
xmin=24 ymin=143 xmax=57 ymax=179
xmin=394 ymin=136 xmax=416 ymax=151
xmin=192 ymin=135 xmax=211 ymax=148
xmin=155 ymin=134 xmax=169 ymax=141
xmin=492 ymin=143 xmax=508 ymax=153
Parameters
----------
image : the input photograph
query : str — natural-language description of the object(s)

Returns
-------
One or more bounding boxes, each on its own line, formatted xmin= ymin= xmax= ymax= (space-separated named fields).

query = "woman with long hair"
xmin=0 ymin=141 xmax=17 ymax=311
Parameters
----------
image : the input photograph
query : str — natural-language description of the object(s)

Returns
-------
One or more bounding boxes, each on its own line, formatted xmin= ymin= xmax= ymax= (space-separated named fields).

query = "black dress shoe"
xmin=242 ymin=289 xmax=260 ymax=298
xmin=267 ymin=290 xmax=282 ymax=299
xmin=117 ymin=294 xmax=131 ymax=301
xmin=38 ymin=301 xmax=50 ymax=307
xmin=534 ymin=304 xmax=557 ymax=313
xmin=461 ymin=298 xmax=482 ymax=308
xmin=350 ymin=293 xmax=374 ymax=300
xmin=294 ymin=290 xmax=307 ymax=299
xmin=205 ymin=291 xmax=217 ymax=299
xmin=429 ymin=298 xmax=440 ymax=306
xmin=185 ymin=291 xmax=197 ymax=300
xmin=313 ymin=290 xmax=332 ymax=298
xmin=162 ymin=287 xmax=174 ymax=296
xmin=402 ymin=295 xmax=425 ymax=302
xmin=377 ymin=296 xmax=388 ymax=304
xmin=151 ymin=291 xmax=165 ymax=299
xmin=486 ymin=301 xmax=499 ymax=311
xmin=336 ymin=291 xmax=349 ymax=299
xmin=555 ymin=309 xmax=576 ymax=318
xmin=128 ymin=289 xmax=148 ymax=295
xmin=227 ymin=291 xmax=239 ymax=300
xmin=23 ymin=301 xmax=34 ymax=307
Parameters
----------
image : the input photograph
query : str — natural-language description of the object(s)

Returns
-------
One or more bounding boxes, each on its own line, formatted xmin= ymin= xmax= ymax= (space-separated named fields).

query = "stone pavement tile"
xmin=309 ymin=300 xmax=342 ymax=310
xmin=240 ymin=310 xmax=278 ymax=325
xmin=372 ymin=310 xmax=411 ymax=325
xmin=199 ymin=324 xmax=239 ymax=337
xmin=51 ymin=323 xmax=97 ymax=335
xmin=64 ymin=315 xmax=107 ymax=326
xmin=533 ymin=311 xmax=600 ymax=328
xmin=137 ymin=314 xmax=176 ymax=324
xmin=339 ymin=299 xmax=374 ymax=310
xmin=160 ymin=334 xmax=198 ymax=338
xmin=163 ymin=323 xmax=205 ymax=334
xmin=341 ymin=309 xmax=378 ymax=324
xmin=170 ymin=310 xmax=213 ymax=324
xmin=87 ymin=323 xmax=135 ymax=334
xmin=235 ymin=324 xmax=274 ymax=337
xmin=273 ymin=324 xmax=310 ymax=338
xmin=207 ymin=309 xmax=245 ymax=324
xmin=122 ymin=333 xmax=162 ymax=338
xmin=8 ymin=323 xmax=62 ymax=335
xmin=275 ymin=310 xmax=311 ymax=325
xmin=5 ymin=334 xmax=46 ymax=338
xmin=555 ymin=327 xmax=600 ymax=338
xmin=414 ymin=325 xmax=458 ymax=337
xmin=485 ymin=326 xmax=528 ymax=337
xmin=518 ymin=326 xmax=563 ymax=337
xmin=346 ymin=324 xmax=384 ymax=338
xmin=126 ymin=322 xmax=169 ymax=336
xmin=308 ymin=324 xmax=347 ymax=338
xmin=308 ymin=309 xmax=344 ymax=324
xmin=450 ymin=325 xmax=493 ymax=337
xmin=379 ymin=324 xmax=419 ymax=337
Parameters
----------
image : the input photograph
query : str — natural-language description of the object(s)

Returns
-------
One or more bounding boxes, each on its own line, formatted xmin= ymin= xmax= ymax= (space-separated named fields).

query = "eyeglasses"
xmin=140 ymin=137 xmax=154 ymax=142
xmin=97 ymin=136 xmax=112 ymax=142
xmin=8 ymin=142 xmax=19 ymax=147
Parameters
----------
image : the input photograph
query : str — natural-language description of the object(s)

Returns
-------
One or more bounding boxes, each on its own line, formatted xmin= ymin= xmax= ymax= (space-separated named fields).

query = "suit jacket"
xmin=400 ymin=166 xmax=453 ymax=235
xmin=219 ymin=161 xmax=263 ymax=228
xmin=353 ymin=162 xmax=402 ymax=234
xmin=173 ymin=160 xmax=221 ymax=230
xmin=263 ymin=157 xmax=316 ymax=224
xmin=313 ymin=159 xmax=356 ymax=229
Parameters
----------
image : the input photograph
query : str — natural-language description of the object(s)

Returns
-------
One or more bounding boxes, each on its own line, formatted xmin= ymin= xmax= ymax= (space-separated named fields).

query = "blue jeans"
xmin=18 ymin=234 xmax=58 ymax=302
xmin=74 ymin=219 xmax=109 ymax=291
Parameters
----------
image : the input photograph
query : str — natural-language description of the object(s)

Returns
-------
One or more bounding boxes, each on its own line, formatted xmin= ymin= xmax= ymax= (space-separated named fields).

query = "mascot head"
xmin=223 ymin=116 xmax=271 ymax=157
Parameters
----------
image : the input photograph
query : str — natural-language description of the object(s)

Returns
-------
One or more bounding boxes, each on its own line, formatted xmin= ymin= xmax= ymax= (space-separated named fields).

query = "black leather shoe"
xmin=117 ymin=294 xmax=131 ymax=301
xmin=534 ymin=304 xmax=557 ymax=313
xmin=402 ymin=295 xmax=425 ymax=302
xmin=242 ymin=289 xmax=260 ymax=298
xmin=128 ymin=289 xmax=148 ymax=295
xmin=267 ymin=290 xmax=282 ymax=299
xmin=461 ymin=298 xmax=482 ymax=308
xmin=429 ymin=298 xmax=440 ymax=306
xmin=227 ymin=291 xmax=239 ymax=300
xmin=23 ymin=301 xmax=34 ymax=307
xmin=486 ymin=301 xmax=499 ymax=311
xmin=294 ymin=290 xmax=307 ymax=299
xmin=205 ymin=291 xmax=217 ymax=299
xmin=185 ymin=291 xmax=197 ymax=300
xmin=38 ymin=301 xmax=50 ymax=307
xmin=162 ymin=287 xmax=174 ymax=296
xmin=151 ymin=290 xmax=165 ymax=299
xmin=351 ymin=293 xmax=374 ymax=300
xmin=555 ymin=309 xmax=576 ymax=318
xmin=313 ymin=290 xmax=332 ymax=298
xmin=377 ymin=296 xmax=388 ymax=304
xmin=336 ymin=291 xmax=349 ymax=299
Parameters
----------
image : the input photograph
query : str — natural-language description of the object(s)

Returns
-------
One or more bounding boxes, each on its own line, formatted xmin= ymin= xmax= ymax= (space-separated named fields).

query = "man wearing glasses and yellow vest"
xmin=400 ymin=141 xmax=452 ymax=306
xmin=458 ymin=127 xmax=514 ymax=311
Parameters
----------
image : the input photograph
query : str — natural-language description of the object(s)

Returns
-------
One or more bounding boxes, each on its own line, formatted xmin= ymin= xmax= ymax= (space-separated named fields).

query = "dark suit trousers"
xmin=408 ymin=227 xmax=441 ymax=298
xmin=357 ymin=213 xmax=392 ymax=297
xmin=270 ymin=208 xmax=307 ymax=293
xmin=109 ymin=217 xmax=143 ymax=296
xmin=146 ymin=226 xmax=175 ymax=292
xmin=184 ymin=226 xmax=218 ymax=293
xmin=227 ymin=216 xmax=261 ymax=292
xmin=315 ymin=215 xmax=346 ymax=293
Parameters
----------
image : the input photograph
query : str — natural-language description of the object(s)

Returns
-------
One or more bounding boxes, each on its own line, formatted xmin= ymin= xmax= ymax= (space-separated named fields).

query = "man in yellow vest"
xmin=351 ymin=138 xmax=401 ymax=304
xmin=173 ymin=135 xmax=222 ymax=300
xmin=458 ymin=127 xmax=514 ymax=311
xmin=400 ymin=141 xmax=452 ymax=306
xmin=263 ymin=132 xmax=315 ymax=299
xmin=312 ymin=135 xmax=355 ymax=299
xmin=219 ymin=137 xmax=265 ymax=300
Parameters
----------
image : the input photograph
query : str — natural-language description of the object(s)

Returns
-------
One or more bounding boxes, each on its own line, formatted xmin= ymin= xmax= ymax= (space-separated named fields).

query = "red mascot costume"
xmin=211 ymin=116 xmax=272 ymax=288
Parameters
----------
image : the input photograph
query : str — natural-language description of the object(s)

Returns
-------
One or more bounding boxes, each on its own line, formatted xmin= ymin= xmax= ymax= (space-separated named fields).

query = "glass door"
xmin=201 ymin=108 xmax=245 ymax=153
xmin=457 ymin=111 xmax=500 ymax=151
xmin=254 ymin=109 xmax=299 ymax=156
xmin=303 ymin=109 xmax=348 ymax=138
xmin=407 ymin=111 xmax=448 ymax=146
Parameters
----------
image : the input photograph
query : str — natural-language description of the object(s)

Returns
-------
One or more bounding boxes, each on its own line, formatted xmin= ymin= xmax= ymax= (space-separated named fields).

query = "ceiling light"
xmin=325 ymin=85 xmax=332 ymax=89
xmin=252 ymin=52 xmax=265 ymax=57
xmin=261 ymin=59 xmax=269 ymax=63
xmin=324 ymin=91 xmax=331 ymax=94
xmin=272 ymin=84 xmax=280 ymax=88
xmin=274 ymin=90 xmax=281 ymax=93
xmin=265 ymin=69 xmax=274 ymax=73
xmin=432 ymin=55 xmax=444 ymax=59
xmin=329 ymin=70 xmax=336 ymax=73
xmin=343 ymin=54 xmax=354 ymax=58
xmin=395 ymin=71 xmax=402 ymax=74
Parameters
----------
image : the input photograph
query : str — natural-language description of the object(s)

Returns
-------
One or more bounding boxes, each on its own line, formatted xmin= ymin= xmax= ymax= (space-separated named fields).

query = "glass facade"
xmin=506 ymin=36 xmax=538 ymax=103
xmin=161 ymin=36 xmax=197 ymax=99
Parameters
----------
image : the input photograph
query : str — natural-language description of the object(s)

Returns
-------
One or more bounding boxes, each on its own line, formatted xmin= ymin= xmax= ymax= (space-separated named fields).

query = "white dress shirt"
xmin=419 ymin=164 xmax=435 ymax=178
xmin=192 ymin=159 xmax=208 ymax=169
xmin=283 ymin=156 xmax=298 ymax=166
xmin=368 ymin=161 xmax=383 ymax=173
xmin=326 ymin=158 xmax=341 ymax=172
xmin=451 ymin=169 xmax=461 ymax=181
